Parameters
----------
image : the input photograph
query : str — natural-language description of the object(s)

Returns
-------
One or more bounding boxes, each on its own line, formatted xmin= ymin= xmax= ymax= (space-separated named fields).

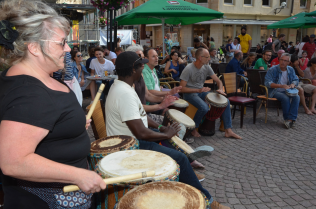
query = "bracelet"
xmin=158 ymin=125 xmax=163 ymax=130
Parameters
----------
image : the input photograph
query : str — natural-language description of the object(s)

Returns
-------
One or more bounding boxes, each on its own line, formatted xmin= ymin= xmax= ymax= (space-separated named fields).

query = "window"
xmin=262 ymin=0 xmax=270 ymax=6
xmin=224 ymin=0 xmax=233 ymax=5
xmin=244 ymin=0 xmax=252 ymax=6
xmin=196 ymin=0 xmax=207 ymax=3
xmin=300 ymin=0 xmax=307 ymax=8
xmin=280 ymin=0 xmax=287 ymax=6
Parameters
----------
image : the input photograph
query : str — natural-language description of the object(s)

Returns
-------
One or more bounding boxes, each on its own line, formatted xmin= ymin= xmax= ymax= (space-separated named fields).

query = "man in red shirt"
xmin=271 ymin=49 xmax=285 ymax=66
xmin=302 ymin=34 xmax=315 ymax=59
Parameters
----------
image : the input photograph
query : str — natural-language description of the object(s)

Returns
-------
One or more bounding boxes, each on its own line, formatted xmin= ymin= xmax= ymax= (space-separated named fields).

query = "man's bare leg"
xmin=310 ymin=89 xmax=316 ymax=114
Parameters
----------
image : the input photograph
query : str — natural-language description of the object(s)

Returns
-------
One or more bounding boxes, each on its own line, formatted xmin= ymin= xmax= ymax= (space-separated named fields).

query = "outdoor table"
xmin=87 ymin=75 xmax=118 ymax=105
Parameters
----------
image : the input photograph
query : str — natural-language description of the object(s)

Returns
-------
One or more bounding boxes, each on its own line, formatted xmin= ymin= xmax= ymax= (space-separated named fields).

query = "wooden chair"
xmin=86 ymin=101 xmax=107 ymax=140
xmin=218 ymin=62 xmax=228 ymax=76
xmin=222 ymin=72 xmax=256 ymax=128
xmin=257 ymin=71 xmax=281 ymax=123
xmin=211 ymin=63 xmax=220 ymax=75
xmin=246 ymin=69 xmax=266 ymax=98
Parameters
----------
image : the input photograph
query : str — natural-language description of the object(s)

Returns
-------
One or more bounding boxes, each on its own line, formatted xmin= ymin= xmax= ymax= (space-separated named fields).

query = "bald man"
xmin=225 ymin=50 xmax=247 ymax=77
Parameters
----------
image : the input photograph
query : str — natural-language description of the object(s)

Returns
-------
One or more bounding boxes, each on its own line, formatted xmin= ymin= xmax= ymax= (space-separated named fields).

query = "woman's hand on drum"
xmin=198 ymin=87 xmax=211 ymax=93
xmin=216 ymin=89 xmax=227 ymax=96
xmin=168 ymin=86 xmax=182 ymax=95
xmin=160 ymin=123 xmax=182 ymax=138
xmin=160 ymin=95 xmax=177 ymax=109
xmin=75 ymin=169 xmax=106 ymax=194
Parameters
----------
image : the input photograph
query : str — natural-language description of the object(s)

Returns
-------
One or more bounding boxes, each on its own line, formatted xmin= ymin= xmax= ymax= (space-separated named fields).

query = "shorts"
xmin=297 ymin=82 xmax=316 ymax=94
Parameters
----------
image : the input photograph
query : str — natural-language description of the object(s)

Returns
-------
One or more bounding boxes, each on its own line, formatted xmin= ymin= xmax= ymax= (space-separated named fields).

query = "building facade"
xmin=140 ymin=0 xmax=316 ymax=52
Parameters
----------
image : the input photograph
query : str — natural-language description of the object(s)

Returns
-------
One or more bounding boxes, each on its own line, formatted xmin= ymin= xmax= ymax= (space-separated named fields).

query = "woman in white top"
xmin=296 ymin=36 xmax=310 ymax=57
xmin=231 ymin=37 xmax=241 ymax=52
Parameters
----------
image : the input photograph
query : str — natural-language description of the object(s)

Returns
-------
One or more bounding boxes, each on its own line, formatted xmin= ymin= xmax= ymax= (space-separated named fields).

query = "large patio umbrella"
xmin=305 ymin=10 xmax=316 ymax=16
xmin=116 ymin=0 xmax=223 ymax=56
xmin=267 ymin=12 xmax=316 ymax=41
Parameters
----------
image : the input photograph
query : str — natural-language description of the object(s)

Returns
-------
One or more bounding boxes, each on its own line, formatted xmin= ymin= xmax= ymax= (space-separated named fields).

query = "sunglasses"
xmin=77 ymin=54 xmax=83 ymax=57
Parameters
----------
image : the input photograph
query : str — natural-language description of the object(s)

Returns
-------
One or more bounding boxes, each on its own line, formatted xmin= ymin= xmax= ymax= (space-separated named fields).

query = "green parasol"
xmin=116 ymin=0 xmax=223 ymax=56
xmin=305 ymin=10 xmax=316 ymax=17
xmin=267 ymin=12 xmax=316 ymax=29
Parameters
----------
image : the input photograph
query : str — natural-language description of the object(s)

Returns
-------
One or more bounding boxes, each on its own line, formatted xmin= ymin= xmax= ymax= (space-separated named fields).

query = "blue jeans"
xmin=273 ymin=91 xmax=300 ymax=120
xmin=138 ymin=140 xmax=213 ymax=202
xmin=183 ymin=92 xmax=232 ymax=129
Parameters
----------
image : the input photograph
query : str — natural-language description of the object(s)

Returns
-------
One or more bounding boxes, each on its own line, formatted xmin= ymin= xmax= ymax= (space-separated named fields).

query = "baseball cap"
xmin=310 ymin=34 xmax=315 ymax=38
xmin=116 ymin=51 xmax=148 ymax=70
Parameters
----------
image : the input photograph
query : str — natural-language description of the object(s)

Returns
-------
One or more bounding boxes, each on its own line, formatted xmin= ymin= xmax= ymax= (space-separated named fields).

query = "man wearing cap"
xmin=302 ymin=34 xmax=316 ymax=60
xmin=271 ymin=49 xmax=285 ymax=67
xmin=105 ymin=51 xmax=229 ymax=209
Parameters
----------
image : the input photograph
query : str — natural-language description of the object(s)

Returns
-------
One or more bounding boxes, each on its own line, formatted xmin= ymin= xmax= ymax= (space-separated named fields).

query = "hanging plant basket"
xmin=91 ymin=0 xmax=135 ymax=12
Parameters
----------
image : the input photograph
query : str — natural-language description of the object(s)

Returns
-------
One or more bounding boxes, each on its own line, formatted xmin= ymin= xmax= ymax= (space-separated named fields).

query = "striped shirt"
xmin=64 ymin=52 xmax=74 ymax=81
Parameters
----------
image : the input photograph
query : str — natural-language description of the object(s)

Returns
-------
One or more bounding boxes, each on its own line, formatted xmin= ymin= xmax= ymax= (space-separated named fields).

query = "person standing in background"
xmin=302 ymin=34 xmax=316 ymax=60
xmin=207 ymin=36 xmax=215 ymax=49
xmin=267 ymin=35 xmax=273 ymax=43
xmin=225 ymin=39 xmax=234 ymax=62
xmin=238 ymin=27 xmax=252 ymax=56
xmin=272 ymin=34 xmax=286 ymax=60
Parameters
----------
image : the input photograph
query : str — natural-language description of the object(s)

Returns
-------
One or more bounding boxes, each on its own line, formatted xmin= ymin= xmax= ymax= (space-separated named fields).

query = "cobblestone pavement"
xmin=84 ymin=98 xmax=316 ymax=209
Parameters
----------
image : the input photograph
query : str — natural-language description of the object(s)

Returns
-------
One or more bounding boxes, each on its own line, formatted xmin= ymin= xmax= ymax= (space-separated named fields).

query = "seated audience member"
xmin=231 ymin=37 xmax=241 ymax=52
xmin=289 ymin=55 xmax=315 ymax=115
xmin=299 ymin=51 xmax=309 ymax=71
xmin=271 ymin=50 xmax=285 ymax=67
xmin=71 ymin=50 xmax=96 ymax=102
xmin=101 ymin=45 xmax=117 ymax=64
xmin=302 ymin=58 xmax=316 ymax=113
xmin=281 ymin=41 xmax=288 ymax=52
xmin=194 ymin=37 xmax=208 ymax=49
xmin=188 ymin=48 xmax=197 ymax=63
xmin=86 ymin=46 xmax=96 ymax=73
xmin=264 ymin=53 xmax=299 ymax=128
xmin=160 ymin=46 xmax=185 ymax=65
xmin=164 ymin=51 xmax=184 ymax=81
xmin=105 ymin=51 xmax=229 ymax=209
xmin=254 ymin=50 xmax=272 ymax=70
xmin=117 ymin=37 xmax=121 ymax=48
xmin=180 ymin=48 xmax=242 ymax=139
xmin=90 ymin=47 xmax=115 ymax=101
xmin=209 ymin=48 xmax=219 ymax=64
xmin=256 ymin=44 xmax=263 ymax=59
xmin=115 ymin=47 xmax=124 ymax=57
xmin=226 ymin=39 xmax=234 ymax=62
xmin=225 ymin=50 xmax=248 ymax=89
xmin=143 ymin=48 xmax=182 ymax=103
xmin=241 ymin=52 xmax=257 ymax=71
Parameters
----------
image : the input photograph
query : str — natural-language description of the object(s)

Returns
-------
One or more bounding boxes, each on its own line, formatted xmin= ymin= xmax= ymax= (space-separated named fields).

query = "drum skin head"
xmin=117 ymin=181 xmax=206 ymax=209
xmin=90 ymin=135 xmax=136 ymax=154
xmin=166 ymin=109 xmax=195 ymax=129
xmin=98 ymin=150 xmax=178 ymax=182
xmin=206 ymin=92 xmax=228 ymax=107
xmin=172 ymin=99 xmax=189 ymax=108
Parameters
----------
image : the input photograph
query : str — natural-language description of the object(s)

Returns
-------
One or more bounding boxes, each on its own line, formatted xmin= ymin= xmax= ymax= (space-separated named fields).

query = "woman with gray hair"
xmin=0 ymin=1 xmax=106 ymax=208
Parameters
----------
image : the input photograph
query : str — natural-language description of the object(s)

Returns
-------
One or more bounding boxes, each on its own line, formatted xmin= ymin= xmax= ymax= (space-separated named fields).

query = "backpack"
xmin=265 ymin=42 xmax=273 ymax=50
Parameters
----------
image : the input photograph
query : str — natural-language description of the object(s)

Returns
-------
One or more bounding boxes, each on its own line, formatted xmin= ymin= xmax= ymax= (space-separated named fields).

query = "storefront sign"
xmin=100 ymin=30 xmax=133 ymax=46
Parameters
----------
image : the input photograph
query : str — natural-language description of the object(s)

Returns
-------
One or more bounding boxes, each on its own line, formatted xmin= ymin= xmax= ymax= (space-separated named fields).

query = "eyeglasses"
xmin=280 ymin=59 xmax=290 ymax=62
xmin=40 ymin=39 xmax=68 ymax=49
xmin=77 ymin=54 xmax=83 ymax=57
xmin=202 ymin=56 xmax=210 ymax=59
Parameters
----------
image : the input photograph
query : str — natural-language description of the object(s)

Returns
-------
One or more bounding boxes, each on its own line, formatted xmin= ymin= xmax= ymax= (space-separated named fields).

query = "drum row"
xmin=89 ymin=136 xmax=208 ymax=209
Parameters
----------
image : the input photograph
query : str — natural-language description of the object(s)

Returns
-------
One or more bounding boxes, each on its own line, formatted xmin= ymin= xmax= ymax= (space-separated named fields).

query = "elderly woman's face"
xmin=47 ymin=28 xmax=71 ymax=69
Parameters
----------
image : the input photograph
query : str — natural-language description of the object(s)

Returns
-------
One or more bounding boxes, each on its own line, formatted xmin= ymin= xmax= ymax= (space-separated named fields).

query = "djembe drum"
xmin=162 ymin=109 xmax=195 ymax=139
xmin=115 ymin=181 xmax=209 ymax=209
xmin=169 ymin=99 xmax=189 ymax=113
xmin=95 ymin=150 xmax=180 ymax=209
xmin=199 ymin=92 xmax=228 ymax=136
xmin=89 ymin=136 xmax=139 ymax=209
xmin=89 ymin=135 xmax=139 ymax=171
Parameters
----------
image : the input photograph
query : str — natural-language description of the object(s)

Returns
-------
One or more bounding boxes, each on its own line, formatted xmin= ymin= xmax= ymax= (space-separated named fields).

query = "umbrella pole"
xmin=301 ymin=26 xmax=303 ymax=42
xmin=162 ymin=18 xmax=165 ymax=58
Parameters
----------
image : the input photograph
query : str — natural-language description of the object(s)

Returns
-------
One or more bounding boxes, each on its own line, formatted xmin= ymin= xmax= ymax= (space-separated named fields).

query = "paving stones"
xmin=84 ymin=97 xmax=316 ymax=208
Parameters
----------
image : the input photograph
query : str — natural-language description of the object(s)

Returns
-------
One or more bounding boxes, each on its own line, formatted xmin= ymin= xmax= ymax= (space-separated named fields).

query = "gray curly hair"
xmin=126 ymin=45 xmax=144 ymax=53
xmin=0 ymin=0 xmax=70 ymax=66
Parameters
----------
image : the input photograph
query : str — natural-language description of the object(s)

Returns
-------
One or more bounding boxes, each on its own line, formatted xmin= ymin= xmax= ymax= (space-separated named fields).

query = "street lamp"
xmin=274 ymin=2 xmax=287 ymax=15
